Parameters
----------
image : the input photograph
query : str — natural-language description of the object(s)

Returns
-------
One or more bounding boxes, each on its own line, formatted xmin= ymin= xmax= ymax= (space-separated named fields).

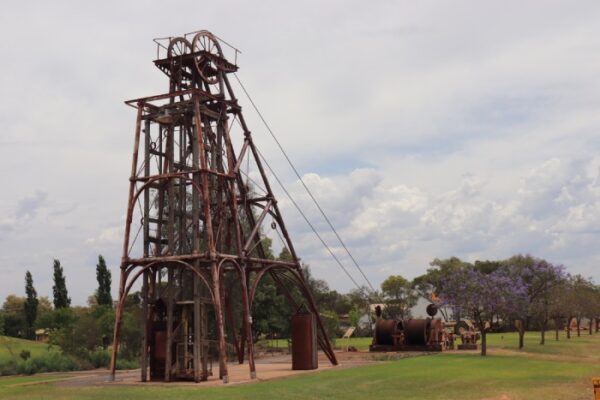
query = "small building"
xmin=35 ymin=328 xmax=49 ymax=343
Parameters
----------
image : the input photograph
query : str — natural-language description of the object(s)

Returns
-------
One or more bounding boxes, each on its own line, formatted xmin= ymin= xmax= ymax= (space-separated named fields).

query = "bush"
xmin=88 ymin=350 xmax=111 ymax=368
xmin=0 ymin=352 xmax=80 ymax=376
xmin=0 ymin=361 xmax=17 ymax=376
xmin=116 ymin=357 xmax=139 ymax=370
xmin=20 ymin=350 xmax=31 ymax=361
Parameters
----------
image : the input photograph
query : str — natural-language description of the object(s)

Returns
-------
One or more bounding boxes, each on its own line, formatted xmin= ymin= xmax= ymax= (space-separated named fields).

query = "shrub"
xmin=116 ymin=357 xmax=139 ymax=370
xmin=0 ymin=352 xmax=80 ymax=375
xmin=88 ymin=350 xmax=111 ymax=368
xmin=20 ymin=349 xmax=31 ymax=361
xmin=0 ymin=361 xmax=17 ymax=376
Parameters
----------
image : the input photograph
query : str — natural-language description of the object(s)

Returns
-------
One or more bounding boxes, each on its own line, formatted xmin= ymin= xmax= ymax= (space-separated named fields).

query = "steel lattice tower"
xmin=109 ymin=31 xmax=338 ymax=383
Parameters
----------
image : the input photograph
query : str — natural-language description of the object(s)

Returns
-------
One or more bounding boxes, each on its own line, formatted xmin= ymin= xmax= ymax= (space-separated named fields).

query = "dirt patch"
xmin=112 ymin=351 xmax=379 ymax=387
xmin=35 ymin=350 xmax=435 ymax=388
xmin=481 ymin=395 xmax=511 ymax=400
xmin=47 ymin=350 xmax=386 ymax=388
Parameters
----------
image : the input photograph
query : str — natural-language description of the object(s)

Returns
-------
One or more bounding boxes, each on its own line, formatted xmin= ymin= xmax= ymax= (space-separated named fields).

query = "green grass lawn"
xmin=486 ymin=330 xmax=600 ymax=361
xmin=0 ymin=374 xmax=74 ymax=388
xmin=1 ymin=332 xmax=599 ymax=400
xmin=0 ymin=336 xmax=58 ymax=363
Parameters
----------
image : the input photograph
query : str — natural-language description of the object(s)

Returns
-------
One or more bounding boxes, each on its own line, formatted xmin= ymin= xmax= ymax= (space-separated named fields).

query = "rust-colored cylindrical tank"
xmin=403 ymin=319 xmax=431 ymax=346
xmin=291 ymin=313 xmax=318 ymax=370
xmin=374 ymin=319 xmax=403 ymax=345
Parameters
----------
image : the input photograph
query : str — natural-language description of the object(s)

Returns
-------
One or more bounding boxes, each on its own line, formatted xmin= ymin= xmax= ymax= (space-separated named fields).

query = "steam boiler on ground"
xmin=369 ymin=304 xmax=454 ymax=352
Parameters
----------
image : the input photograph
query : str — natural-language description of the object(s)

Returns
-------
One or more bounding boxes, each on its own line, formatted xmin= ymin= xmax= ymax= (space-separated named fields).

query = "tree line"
xmin=411 ymin=255 xmax=600 ymax=355
xmin=1 ymin=251 xmax=597 ymax=373
xmin=0 ymin=256 xmax=141 ymax=375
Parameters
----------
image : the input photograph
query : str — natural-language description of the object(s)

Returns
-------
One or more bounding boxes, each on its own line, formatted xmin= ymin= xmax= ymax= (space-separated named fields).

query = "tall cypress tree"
xmin=52 ymin=259 xmax=71 ymax=308
xmin=95 ymin=255 xmax=113 ymax=306
xmin=24 ymin=271 xmax=38 ymax=339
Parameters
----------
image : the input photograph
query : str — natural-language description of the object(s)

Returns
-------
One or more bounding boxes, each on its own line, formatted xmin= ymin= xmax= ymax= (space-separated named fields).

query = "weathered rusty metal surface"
xmin=457 ymin=330 xmax=480 ymax=350
xmin=371 ymin=312 xmax=451 ymax=352
xmin=403 ymin=319 xmax=431 ymax=346
xmin=374 ymin=319 xmax=402 ymax=346
xmin=291 ymin=313 xmax=318 ymax=370
xmin=109 ymin=30 xmax=338 ymax=384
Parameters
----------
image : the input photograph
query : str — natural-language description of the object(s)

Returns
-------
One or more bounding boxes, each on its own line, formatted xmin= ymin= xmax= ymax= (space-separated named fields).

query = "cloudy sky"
xmin=1 ymin=1 xmax=600 ymax=304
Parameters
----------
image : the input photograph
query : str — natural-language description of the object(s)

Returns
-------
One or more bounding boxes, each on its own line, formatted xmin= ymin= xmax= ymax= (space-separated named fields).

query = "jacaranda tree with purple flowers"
xmin=439 ymin=266 xmax=527 ymax=356
xmin=503 ymin=255 xmax=565 ymax=349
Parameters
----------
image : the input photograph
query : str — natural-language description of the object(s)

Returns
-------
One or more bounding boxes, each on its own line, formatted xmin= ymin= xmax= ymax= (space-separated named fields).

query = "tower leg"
xmin=212 ymin=262 xmax=228 ymax=383
xmin=165 ymin=268 xmax=174 ymax=382
xmin=109 ymin=267 xmax=127 ymax=380
xmin=193 ymin=274 xmax=201 ymax=383
xmin=141 ymin=271 xmax=148 ymax=382
xmin=240 ymin=268 xmax=256 ymax=379
xmin=201 ymin=303 xmax=208 ymax=380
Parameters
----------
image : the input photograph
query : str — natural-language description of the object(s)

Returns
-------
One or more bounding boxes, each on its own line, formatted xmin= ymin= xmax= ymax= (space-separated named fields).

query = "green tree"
xmin=473 ymin=260 xmax=503 ymax=274
xmin=94 ymin=305 xmax=116 ymax=349
xmin=547 ymin=280 xmax=570 ymax=341
xmin=412 ymin=257 xmax=471 ymax=320
xmin=349 ymin=306 xmax=362 ymax=328
xmin=52 ymin=259 xmax=71 ymax=309
xmin=41 ymin=307 xmax=76 ymax=332
xmin=278 ymin=246 xmax=292 ymax=262
xmin=381 ymin=275 xmax=417 ymax=319
xmin=569 ymin=275 xmax=595 ymax=337
xmin=2 ymin=295 xmax=26 ymax=337
xmin=251 ymin=274 xmax=289 ymax=339
xmin=37 ymin=296 xmax=53 ymax=315
xmin=95 ymin=255 xmax=113 ymax=306
xmin=346 ymin=286 xmax=372 ymax=309
xmin=504 ymin=255 xmax=564 ymax=349
xmin=55 ymin=309 xmax=101 ymax=358
xmin=23 ymin=271 xmax=38 ymax=339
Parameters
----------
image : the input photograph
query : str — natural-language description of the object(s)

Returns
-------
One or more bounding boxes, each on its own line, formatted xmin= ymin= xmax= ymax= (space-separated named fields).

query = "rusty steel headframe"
xmin=109 ymin=30 xmax=338 ymax=383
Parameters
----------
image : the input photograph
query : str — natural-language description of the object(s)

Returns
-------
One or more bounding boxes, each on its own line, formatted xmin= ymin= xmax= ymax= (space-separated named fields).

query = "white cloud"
xmin=278 ymin=154 xmax=600 ymax=291
xmin=85 ymin=226 xmax=123 ymax=246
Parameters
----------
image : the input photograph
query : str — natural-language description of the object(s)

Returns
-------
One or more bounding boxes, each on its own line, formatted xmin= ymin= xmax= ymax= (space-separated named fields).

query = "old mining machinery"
xmin=109 ymin=30 xmax=338 ymax=383
xmin=370 ymin=304 xmax=454 ymax=352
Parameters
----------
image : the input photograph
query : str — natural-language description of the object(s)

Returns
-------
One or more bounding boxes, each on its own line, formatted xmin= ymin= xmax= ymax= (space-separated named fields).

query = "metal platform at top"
xmin=153 ymin=50 xmax=238 ymax=79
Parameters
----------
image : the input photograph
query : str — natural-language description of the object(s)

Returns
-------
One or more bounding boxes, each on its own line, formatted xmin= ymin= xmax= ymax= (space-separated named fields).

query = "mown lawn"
xmin=0 ymin=336 xmax=58 ymax=363
xmin=1 ymin=332 xmax=599 ymax=400
xmin=486 ymin=330 xmax=600 ymax=360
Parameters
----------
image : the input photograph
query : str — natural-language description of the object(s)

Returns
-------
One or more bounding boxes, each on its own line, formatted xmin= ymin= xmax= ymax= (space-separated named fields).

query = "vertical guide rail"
xmin=165 ymin=268 xmax=174 ymax=381
xmin=141 ymin=118 xmax=151 ymax=382
xmin=193 ymin=275 xmax=202 ymax=382
xmin=141 ymin=271 xmax=149 ymax=381
xmin=193 ymin=96 xmax=229 ymax=383
xmin=221 ymin=114 xmax=256 ymax=378
xmin=110 ymin=103 xmax=144 ymax=380
xmin=190 ymin=116 xmax=204 ymax=383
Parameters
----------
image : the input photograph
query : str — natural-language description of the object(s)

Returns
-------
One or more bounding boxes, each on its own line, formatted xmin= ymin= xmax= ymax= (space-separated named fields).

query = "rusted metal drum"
xmin=154 ymin=331 xmax=167 ymax=360
xmin=291 ymin=313 xmax=318 ymax=370
xmin=403 ymin=319 xmax=431 ymax=346
xmin=150 ymin=326 xmax=167 ymax=380
xmin=374 ymin=319 xmax=403 ymax=345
